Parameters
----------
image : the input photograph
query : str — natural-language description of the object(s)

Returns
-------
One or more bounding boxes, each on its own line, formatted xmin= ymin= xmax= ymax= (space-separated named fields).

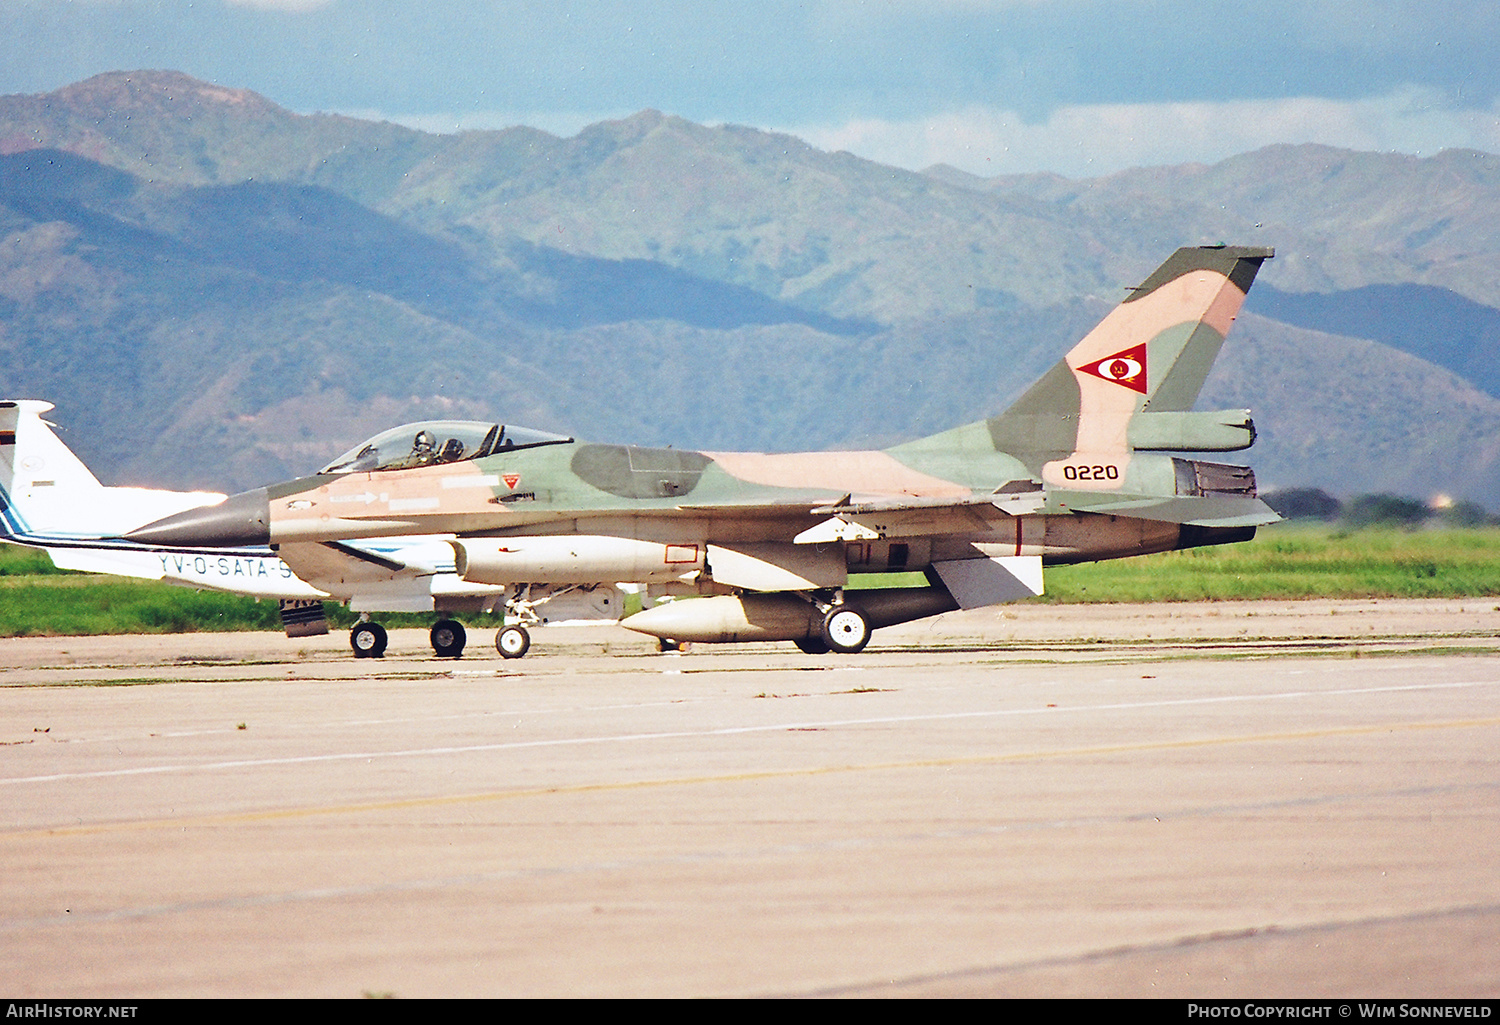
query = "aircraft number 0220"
xmin=1062 ymin=464 xmax=1120 ymax=481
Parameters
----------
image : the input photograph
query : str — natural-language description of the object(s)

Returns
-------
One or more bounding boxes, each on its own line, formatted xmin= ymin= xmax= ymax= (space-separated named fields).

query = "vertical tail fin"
xmin=1103 ymin=244 xmax=1272 ymax=412
xmin=0 ymin=400 xmax=223 ymax=540
xmin=987 ymin=245 xmax=1272 ymax=480
xmin=0 ymin=400 xmax=105 ymax=540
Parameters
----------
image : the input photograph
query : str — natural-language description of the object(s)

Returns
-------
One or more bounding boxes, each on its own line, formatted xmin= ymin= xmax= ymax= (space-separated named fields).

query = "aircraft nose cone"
xmin=126 ymin=488 xmax=271 ymax=547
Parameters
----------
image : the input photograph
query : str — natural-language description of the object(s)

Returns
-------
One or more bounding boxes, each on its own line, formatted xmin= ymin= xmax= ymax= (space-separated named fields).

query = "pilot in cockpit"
xmin=318 ymin=420 xmax=569 ymax=476
xmin=410 ymin=430 xmax=438 ymax=465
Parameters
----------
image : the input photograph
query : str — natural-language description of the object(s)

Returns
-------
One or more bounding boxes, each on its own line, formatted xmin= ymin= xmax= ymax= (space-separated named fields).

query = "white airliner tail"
xmin=0 ymin=400 xmax=322 ymax=599
xmin=0 ymin=400 xmax=226 ymax=542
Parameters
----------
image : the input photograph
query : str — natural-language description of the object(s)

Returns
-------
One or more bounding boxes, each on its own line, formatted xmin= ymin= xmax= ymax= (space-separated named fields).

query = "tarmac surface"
xmin=1 ymin=598 xmax=1498 ymax=998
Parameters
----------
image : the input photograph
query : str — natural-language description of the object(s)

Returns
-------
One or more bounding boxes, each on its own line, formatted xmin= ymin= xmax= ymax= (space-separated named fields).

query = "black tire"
xmin=657 ymin=638 xmax=682 ymax=653
xmin=496 ymin=625 xmax=531 ymax=659
xmin=430 ymin=619 xmax=466 ymax=659
xmin=794 ymin=636 xmax=830 ymax=654
xmin=821 ymin=605 xmax=871 ymax=654
xmin=351 ymin=621 xmax=388 ymax=658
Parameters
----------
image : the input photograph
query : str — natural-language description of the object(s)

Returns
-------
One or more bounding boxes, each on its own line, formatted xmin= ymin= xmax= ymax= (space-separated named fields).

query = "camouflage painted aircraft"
xmin=128 ymin=245 xmax=1279 ymax=657
xmin=0 ymin=400 xmax=620 ymax=657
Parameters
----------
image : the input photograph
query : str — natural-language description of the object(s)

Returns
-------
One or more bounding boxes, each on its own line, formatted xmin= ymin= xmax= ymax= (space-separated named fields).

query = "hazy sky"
xmin=3 ymin=0 xmax=1499 ymax=177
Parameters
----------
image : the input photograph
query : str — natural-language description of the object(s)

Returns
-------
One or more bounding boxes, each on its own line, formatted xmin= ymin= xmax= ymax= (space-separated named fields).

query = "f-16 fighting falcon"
xmin=127 ymin=245 xmax=1279 ymax=658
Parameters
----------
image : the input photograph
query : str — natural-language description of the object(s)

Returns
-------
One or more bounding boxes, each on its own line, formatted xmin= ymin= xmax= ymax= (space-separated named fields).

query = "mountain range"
xmin=3 ymin=70 xmax=1500 ymax=506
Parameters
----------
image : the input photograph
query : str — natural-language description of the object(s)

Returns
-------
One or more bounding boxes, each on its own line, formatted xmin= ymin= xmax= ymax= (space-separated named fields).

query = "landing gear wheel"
xmin=658 ymin=638 xmax=682 ymax=653
xmin=430 ymin=619 xmax=466 ymax=659
xmin=794 ymin=636 xmax=830 ymax=654
xmin=496 ymin=624 xmax=531 ymax=659
xmin=821 ymin=606 xmax=871 ymax=654
xmin=351 ymin=621 xmax=388 ymax=658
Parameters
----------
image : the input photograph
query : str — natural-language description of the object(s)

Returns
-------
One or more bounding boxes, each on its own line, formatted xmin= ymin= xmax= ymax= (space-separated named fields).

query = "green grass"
xmin=0 ymin=545 xmax=70 ymax=576
xmin=1 ymin=524 xmax=1499 ymax=637
xmin=0 ymin=546 xmax=441 ymax=637
xmin=0 ymin=576 xmax=282 ymax=636
xmin=1038 ymin=523 xmax=1500 ymax=603
xmin=848 ymin=525 xmax=1500 ymax=604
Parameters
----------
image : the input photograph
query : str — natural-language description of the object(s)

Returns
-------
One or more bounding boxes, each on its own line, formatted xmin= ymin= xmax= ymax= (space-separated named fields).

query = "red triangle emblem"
xmin=1079 ymin=343 xmax=1148 ymax=394
xmin=501 ymin=473 xmax=521 ymax=489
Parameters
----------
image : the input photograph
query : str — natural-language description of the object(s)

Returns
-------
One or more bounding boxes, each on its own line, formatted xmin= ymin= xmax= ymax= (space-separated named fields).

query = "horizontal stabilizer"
xmin=1058 ymin=492 xmax=1281 ymax=528
xmin=1128 ymin=410 xmax=1256 ymax=452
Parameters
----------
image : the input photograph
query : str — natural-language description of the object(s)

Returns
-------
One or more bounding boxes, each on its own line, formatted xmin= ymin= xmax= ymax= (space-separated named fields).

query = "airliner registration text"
xmin=157 ymin=553 xmax=297 ymax=580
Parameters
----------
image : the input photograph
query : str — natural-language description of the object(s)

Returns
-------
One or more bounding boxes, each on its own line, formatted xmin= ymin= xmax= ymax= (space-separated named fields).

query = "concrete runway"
xmin=2 ymin=599 xmax=1498 ymax=997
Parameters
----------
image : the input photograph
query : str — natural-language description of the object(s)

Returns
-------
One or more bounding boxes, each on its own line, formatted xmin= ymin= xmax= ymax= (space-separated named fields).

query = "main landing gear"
xmin=348 ymin=617 xmax=469 ymax=659
xmin=430 ymin=619 xmax=466 ymax=658
xmin=820 ymin=604 xmax=871 ymax=654
xmin=340 ymin=584 xmax=610 ymax=661
xmin=783 ymin=599 xmax=874 ymax=655
xmin=788 ymin=596 xmax=871 ymax=655
xmin=346 ymin=615 xmax=531 ymax=660
xmin=350 ymin=620 xmax=388 ymax=658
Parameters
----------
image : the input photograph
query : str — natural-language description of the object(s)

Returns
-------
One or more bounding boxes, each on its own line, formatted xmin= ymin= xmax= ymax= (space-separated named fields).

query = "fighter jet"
xmin=0 ymin=400 xmax=621 ymax=657
xmin=128 ymin=245 xmax=1279 ymax=656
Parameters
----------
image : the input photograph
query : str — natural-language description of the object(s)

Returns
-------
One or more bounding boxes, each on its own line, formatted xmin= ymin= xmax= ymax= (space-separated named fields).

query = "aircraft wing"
xmin=276 ymin=537 xmax=508 ymax=613
xmin=31 ymin=541 xmax=327 ymax=600
xmin=792 ymin=484 xmax=1046 ymax=543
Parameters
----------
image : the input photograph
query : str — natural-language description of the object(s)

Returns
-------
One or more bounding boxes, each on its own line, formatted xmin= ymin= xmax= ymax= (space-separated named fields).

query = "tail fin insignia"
xmin=1078 ymin=344 xmax=1148 ymax=394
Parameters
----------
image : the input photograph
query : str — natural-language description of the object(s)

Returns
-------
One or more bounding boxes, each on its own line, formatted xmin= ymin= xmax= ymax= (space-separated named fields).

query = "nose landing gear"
xmin=496 ymin=624 xmax=531 ymax=659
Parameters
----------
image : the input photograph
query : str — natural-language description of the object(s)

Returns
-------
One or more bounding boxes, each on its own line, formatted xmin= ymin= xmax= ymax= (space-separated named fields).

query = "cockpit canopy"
xmin=318 ymin=420 xmax=572 ymax=475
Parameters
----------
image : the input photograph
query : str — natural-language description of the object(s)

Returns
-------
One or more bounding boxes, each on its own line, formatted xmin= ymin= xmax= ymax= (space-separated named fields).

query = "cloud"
xmin=338 ymin=107 xmax=637 ymax=140
xmin=787 ymin=86 xmax=1500 ymax=178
